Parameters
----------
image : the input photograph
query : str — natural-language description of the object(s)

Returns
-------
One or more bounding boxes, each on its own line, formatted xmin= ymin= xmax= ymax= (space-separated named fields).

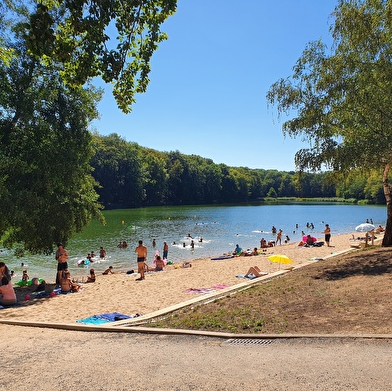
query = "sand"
xmin=0 ymin=232 xmax=372 ymax=325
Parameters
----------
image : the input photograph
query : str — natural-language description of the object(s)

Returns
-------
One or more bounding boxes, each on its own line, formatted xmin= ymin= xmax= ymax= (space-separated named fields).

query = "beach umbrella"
xmin=355 ymin=223 xmax=375 ymax=232
xmin=268 ymin=254 xmax=294 ymax=269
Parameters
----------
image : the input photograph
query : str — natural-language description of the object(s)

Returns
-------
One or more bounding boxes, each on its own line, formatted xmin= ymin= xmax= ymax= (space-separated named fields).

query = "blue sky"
xmin=91 ymin=0 xmax=337 ymax=171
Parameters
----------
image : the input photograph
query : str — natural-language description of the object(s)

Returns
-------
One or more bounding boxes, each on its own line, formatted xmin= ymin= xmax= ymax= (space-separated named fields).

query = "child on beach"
xmin=86 ymin=269 xmax=96 ymax=283
xmin=103 ymin=266 xmax=114 ymax=275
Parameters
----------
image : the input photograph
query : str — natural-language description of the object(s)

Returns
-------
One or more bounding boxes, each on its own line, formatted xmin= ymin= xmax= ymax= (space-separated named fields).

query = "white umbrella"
xmin=355 ymin=223 xmax=375 ymax=232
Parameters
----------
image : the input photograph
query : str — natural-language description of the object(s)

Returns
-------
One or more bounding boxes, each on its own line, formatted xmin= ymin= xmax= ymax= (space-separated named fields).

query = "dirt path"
xmin=1 ymin=324 xmax=391 ymax=390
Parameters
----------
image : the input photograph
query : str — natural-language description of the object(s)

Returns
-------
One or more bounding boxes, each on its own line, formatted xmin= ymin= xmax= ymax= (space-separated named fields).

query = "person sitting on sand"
xmin=0 ymin=262 xmax=17 ymax=306
xmin=86 ymin=269 xmax=96 ymax=283
xmin=61 ymin=271 xmax=81 ymax=292
xmin=233 ymin=244 xmax=242 ymax=255
xmin=145 ymin=256 xmax=165 ymax=272
xmin=244 ymin=266 xmax=268 ymax=279
xmin=305 ymin=235 xmax=316 ymax=246
xmin=103 ymin=266 xmax=114 ymax=275
xmin=35 ymin=280 xmax=46 ymax=292
xmin=243 ymin=248 xmax=259 ymax=256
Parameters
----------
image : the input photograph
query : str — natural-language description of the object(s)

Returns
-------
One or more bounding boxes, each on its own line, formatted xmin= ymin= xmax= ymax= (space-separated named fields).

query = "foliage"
xmin=267 ymin=0 xmax=392 ymax=246
xmin=89 ymin=134 xmax=386 ymax=208
xmin=90 ymin=133 xmax=145 ymax=207
xmin=18 ymin=0 xmax=177 ymax=113
xmin=0 ymin=35 xmax=104 ymax=253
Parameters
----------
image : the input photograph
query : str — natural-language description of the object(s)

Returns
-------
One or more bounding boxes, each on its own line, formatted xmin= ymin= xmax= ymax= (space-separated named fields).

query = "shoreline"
xmin=2 ymin=232 xmax=380 ymax=324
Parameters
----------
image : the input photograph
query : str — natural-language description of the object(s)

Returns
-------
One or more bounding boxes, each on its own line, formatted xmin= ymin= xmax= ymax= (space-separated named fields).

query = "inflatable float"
xmin=14 ymin=278 xmax=44 ymax=287
xmin=77 ymin=259 xmax=91 ymax=266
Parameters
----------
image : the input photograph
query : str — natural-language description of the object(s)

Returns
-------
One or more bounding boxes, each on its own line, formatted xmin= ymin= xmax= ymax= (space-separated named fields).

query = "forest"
xmin=90 ymin=133 xmax=385 ymax=208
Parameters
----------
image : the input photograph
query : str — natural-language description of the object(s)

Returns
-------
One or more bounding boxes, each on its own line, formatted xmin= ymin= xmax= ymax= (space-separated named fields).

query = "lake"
xmin=3 ymin=202 xmax=386 ymax=283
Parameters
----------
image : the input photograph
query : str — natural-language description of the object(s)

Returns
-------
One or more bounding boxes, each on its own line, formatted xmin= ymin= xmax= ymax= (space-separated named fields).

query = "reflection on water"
xmin=2 ymin=203 xmax=386 ymax=282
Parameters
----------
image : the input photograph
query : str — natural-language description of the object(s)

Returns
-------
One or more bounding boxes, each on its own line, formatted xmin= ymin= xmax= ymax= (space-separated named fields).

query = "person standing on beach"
xmin=324 ymin=224 xmax=331 ymax=247
xmin=55 ymin=243 xmax=69 ymax=285
xmin=276 ymin=229 xmax=283 ymax=245
xmin=135 ymin=240 xmax=147 ymax=281
xmin=163 ymin=241 xmax=168 ymax=260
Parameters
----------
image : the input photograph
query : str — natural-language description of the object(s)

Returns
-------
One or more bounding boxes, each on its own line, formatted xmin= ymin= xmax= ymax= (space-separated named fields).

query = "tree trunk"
xmin=382 ymin=163 xmax=392 ymax=246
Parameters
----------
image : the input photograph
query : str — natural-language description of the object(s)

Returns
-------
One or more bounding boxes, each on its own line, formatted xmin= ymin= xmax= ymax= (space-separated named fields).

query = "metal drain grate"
xmin=225 ymin=338 xmax=274 ymax=346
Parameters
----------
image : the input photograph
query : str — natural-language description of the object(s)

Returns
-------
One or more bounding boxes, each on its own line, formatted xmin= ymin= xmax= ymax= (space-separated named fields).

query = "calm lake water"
xmin=3 ymin=202 xmax=386 ymax=283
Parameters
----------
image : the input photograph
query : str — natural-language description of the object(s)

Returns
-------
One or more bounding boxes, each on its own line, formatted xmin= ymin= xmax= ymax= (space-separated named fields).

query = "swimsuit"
xmin=57 ymin=262 xmax=68 ymax=271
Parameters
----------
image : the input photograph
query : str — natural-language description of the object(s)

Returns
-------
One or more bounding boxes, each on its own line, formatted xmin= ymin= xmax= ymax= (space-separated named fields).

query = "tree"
xmin=91 ymin=133 xmax=145 ymax=208
xmin=0 ymin=44 xmax=104 ymax=252
xmin=142 ymin=148 xmax=168 ymax=205
xmin=21 ymin=0 xmax=177 ymax=113
xmin=267 ymin=0 xmax=392 ymax=246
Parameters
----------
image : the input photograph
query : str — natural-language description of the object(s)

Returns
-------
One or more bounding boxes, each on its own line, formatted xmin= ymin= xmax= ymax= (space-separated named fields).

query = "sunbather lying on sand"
xmin=244 ymin=266 xmax=268 ymax=279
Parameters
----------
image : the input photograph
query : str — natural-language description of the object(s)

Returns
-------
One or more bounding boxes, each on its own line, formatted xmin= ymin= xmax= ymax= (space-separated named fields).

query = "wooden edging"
xmin=1 ymin=319 xmax=391 ymax=340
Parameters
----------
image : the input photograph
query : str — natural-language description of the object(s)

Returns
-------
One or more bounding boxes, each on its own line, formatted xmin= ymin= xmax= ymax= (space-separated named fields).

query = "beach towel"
xmin=184 ymin=285 xmax=229 ymax=294
xmin=76 ymin=312 xmax=133 ymax=325
xmin=236 ymin=273 xmax=267 ymax=280
xmin=184 ymin=288 xmax=215 ymax=294
xmin=31 ymin=291 xmax=51 ymax=299
xmin=211 ymin=255 xmax=235 ymax=260
xmin=211 ymin=284 xmax=230 ymax=289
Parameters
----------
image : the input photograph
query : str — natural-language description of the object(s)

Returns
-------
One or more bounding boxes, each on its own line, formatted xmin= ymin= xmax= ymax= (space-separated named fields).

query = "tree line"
xmin=90 ymin=133 xmax=385 ymax=208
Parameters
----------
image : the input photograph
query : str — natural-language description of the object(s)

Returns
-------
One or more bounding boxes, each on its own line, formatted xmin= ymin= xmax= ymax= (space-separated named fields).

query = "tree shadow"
xmin=315 ymin=250 xmax=392 ymax=280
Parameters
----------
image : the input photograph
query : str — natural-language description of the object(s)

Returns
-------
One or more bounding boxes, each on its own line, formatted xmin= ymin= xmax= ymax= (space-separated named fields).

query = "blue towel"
xmin=76 ymin=312 xmax=132 ymax=324
xmin=235 ymin=274 xmax=256 ymax=279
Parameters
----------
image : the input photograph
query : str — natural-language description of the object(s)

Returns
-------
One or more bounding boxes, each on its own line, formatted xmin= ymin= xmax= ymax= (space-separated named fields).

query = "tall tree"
xmin=0 ymin=44 xmax=104 ymax=252
xmin=22 ymin=0 xmax=177 ymax=113
xmin=267 ymin=0 xmax=392 ymax=246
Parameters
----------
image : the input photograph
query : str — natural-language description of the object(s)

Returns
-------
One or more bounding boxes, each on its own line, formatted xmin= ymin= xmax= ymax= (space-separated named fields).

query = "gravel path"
xmin=1 ymin=325 xmax=391 ymax=390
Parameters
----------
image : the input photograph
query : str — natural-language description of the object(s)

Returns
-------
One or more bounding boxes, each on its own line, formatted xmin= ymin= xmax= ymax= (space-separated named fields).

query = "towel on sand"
xmin=77 ymin=312 xmax=133 ymax=325
xmin=184 ymin=284 xmax=230 ymax=294
xmin=236 ymin=274 xmax=258 ymax=280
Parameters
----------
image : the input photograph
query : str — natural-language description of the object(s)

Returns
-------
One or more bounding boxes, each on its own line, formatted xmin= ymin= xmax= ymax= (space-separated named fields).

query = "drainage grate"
xmin=224 ymin=338 xmax=274 ymax=346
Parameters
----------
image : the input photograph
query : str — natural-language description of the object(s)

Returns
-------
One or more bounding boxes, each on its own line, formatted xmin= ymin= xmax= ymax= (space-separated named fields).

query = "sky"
xmin=91 ymin=0 xmax=338 ymax=172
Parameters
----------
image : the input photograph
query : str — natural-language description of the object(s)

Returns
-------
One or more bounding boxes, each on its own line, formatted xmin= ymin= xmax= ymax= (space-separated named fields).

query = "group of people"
xmin=135 ymin=240 xmax=167 ymax=281
xmin=54 ymin=239 xmax=169 ymax=285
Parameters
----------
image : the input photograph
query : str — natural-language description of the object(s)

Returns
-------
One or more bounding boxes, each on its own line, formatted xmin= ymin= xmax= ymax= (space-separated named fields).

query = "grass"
xmin=148 ymin=247 xmax=392 ymax=334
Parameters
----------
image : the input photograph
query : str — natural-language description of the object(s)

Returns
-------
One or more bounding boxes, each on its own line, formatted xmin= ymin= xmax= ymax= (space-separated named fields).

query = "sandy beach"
xmin=0 ymin=232 xmax=369 ymax=325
